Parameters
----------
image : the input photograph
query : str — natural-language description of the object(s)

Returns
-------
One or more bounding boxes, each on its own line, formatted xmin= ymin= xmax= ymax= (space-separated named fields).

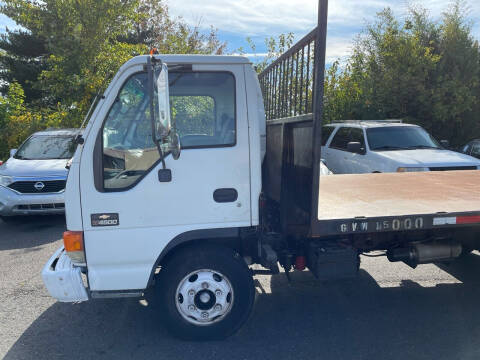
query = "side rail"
xmin=258 ymin=28 xmax=317 ymax=121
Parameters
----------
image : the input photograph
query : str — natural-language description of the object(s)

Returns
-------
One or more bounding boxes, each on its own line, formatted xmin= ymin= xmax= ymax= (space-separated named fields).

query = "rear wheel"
xmin=155 ymin=244 xmax=255 ymax=340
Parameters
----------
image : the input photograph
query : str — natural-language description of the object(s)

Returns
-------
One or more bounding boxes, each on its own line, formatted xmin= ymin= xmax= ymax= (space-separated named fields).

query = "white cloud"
xmin=0 ymin=14 xmax=21 ymax=32
xmin=326 ymin=36 xmax=354 ymax=63
xmin=167 ymin=0 xmax=480 ymax=60
xmin=168 ymin=0 xmax=316 ymax=36
xmin=167 ymin=0 xmax=408 ymax=35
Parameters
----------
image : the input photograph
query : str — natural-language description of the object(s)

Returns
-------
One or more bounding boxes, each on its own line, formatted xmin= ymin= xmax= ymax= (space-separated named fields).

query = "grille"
xmin=16 ymin=203 xmax=65 ymax=210
xmin=8 ymin=180 xmax=66 ymax=193
xmin=429 ymin=166 xmax=477 ymax=171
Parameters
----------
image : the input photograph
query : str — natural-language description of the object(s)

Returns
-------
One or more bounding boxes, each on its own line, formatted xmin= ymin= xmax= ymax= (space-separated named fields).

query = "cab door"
xmin=79 ymin=60 xmax=251 ymax=291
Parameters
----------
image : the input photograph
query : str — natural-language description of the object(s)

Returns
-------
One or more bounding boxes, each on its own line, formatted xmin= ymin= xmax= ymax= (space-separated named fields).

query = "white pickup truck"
xmin=41 ymin=1 xmax=480 ymax=341
xmin=321 ymin=121 xmax=480 ymax=174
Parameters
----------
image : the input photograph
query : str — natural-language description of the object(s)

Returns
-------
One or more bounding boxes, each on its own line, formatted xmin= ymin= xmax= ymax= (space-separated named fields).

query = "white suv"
xmin=321 ymin=121 xmax=480 ymax=174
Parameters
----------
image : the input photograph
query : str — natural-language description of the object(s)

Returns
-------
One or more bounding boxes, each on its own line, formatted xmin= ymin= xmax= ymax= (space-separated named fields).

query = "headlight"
xmin=0 ymin=175 xmax=14 ymax=187
xmin=397 ymin=167 xmax=429 ymax=172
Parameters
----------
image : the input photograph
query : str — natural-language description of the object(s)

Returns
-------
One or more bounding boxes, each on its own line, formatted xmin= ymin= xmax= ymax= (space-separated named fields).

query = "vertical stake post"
xmin=310 ymin=0 xmax=329 ymax=230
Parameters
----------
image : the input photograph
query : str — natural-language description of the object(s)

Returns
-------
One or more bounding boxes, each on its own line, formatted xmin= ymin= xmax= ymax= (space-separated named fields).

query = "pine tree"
xmin=0 ymin=29 xmax=48 ymax=103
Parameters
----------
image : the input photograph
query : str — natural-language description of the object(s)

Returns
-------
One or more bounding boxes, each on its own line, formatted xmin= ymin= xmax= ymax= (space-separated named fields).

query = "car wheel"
xmin=155 ymin=244 xmax=255 ymax=340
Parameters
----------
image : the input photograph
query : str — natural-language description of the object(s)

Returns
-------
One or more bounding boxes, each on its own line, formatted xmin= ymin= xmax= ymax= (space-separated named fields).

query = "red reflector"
xmin=295 ymin=255 xmax=306 ymax=271
xmin=457 ymin=215 xmax=480 ymax=224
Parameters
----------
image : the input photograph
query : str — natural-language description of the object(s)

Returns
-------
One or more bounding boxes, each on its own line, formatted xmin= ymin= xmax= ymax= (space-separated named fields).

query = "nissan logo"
xmin=34 ymin=182 xmax=45 ymax=191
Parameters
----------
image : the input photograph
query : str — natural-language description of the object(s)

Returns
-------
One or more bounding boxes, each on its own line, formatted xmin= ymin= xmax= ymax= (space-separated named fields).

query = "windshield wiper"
xmin=372 ymin=146 xmax=407 ymax=151
xmin=405 ymin=145 xmax=439 ymax=149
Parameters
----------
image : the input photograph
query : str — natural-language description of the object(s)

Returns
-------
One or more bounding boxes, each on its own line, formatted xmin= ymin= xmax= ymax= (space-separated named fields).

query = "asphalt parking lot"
xmin=1 ymin=217 xmax=480 ymax=360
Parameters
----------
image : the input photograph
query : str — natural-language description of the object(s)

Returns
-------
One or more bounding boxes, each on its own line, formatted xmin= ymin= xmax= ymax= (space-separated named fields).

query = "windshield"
xmin=15 ymin=135 xmax=76 ymax=160
xmin=366 ymin=126 xmax=440 ymax=151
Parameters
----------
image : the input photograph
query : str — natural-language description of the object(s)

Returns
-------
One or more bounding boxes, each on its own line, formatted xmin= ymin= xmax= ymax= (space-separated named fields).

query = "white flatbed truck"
xmin=42 ymin=0 xmax=480 ymax=340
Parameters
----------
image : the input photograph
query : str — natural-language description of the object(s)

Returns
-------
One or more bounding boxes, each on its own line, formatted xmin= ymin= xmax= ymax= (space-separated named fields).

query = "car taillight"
xmin=63 ymin=231 xmax=85 ymax=264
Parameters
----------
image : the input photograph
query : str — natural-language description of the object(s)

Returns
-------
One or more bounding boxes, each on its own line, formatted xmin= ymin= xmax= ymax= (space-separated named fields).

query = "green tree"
xmin=0 ymin=81 xmax=45 ymax=159
xmin=0 ymin=29 xmax=48 ymax=103
xmin=429 ymin=2 xmax=480 ymax=143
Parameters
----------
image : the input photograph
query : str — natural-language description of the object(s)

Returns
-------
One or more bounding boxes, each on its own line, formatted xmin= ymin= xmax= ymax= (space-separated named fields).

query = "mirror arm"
xmin=147 ymin=55 xmax=167 ymax=170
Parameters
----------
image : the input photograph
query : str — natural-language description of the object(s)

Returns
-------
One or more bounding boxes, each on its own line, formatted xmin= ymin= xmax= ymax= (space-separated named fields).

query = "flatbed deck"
xmin=313 ymin=170 xmax=480 ymax=236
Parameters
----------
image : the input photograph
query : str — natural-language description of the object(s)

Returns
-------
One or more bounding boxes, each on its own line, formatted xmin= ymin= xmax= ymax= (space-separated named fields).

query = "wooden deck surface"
xmin=318 ymin=170 xmax=480 ymax=220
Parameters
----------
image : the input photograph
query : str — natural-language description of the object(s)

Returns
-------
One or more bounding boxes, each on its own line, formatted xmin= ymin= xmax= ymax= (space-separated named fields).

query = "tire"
xmin=155 ymin=244 xmax=255 ymax=340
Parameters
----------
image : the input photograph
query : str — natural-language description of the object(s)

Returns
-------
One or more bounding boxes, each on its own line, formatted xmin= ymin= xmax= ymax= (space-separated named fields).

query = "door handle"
xmin=213 ymin=188 xmax=238 ymax=203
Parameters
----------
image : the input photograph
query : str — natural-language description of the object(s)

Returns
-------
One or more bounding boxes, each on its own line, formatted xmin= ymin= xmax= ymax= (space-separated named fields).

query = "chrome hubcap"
xmin=175 ymin=269 xmax=234 ymax=326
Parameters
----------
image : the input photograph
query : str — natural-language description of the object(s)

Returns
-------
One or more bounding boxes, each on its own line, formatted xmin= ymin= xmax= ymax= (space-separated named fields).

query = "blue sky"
xmin=167 ymin=0 xmax=480 ymax=63
xmin=1 ymin=0 xmax=479 ymax=64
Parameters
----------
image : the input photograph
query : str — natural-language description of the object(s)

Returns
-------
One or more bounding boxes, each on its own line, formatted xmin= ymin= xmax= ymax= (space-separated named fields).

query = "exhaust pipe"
xmin=387 ymin=241 xmax=462 ymax=268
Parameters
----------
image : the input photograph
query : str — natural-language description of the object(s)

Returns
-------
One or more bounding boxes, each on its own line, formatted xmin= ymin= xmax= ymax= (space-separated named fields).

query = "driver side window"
xmin=102 ymin=72 xmax=160 ymax=190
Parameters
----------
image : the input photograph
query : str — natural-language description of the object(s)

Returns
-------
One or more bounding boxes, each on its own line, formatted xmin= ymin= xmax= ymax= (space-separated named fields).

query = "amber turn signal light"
xmin=63 ymin=231 xmax=85 ymax=264
xmin=63 ymin=231 xmax=84 ymax=251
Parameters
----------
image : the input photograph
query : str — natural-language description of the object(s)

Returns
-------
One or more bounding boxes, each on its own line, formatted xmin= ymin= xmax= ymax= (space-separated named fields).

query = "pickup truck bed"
xmin=313 ymin=170 xmax=480 ymax=236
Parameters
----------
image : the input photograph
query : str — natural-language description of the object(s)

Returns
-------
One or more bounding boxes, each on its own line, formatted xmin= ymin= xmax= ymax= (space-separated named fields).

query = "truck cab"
xmin=74 ymin=55 xmax=264 ymax=289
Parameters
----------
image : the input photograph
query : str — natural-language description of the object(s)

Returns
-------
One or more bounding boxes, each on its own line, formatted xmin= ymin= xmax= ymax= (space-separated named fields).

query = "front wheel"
xmin=155 ymin=244 xmax=255 ymax=340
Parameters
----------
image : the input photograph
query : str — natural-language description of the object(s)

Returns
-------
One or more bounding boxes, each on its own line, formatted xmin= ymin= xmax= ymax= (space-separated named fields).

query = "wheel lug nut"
xmin=201 ymin=312 xmax=209 ymax=319
xmin=188 ymin=290 xmax=195 ymax=296
xmin=215 ymin=290 xmax=222 ymax=296
xmin=214 ymin=304 xmax=222 ymax=311
xmin=188 ymin=305 xmax=195 ymax=311
xmin=202 ymin=282 xmax=209 ymax=289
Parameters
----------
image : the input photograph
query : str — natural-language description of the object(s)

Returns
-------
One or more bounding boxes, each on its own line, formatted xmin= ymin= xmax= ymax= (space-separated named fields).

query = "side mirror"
xmin=347 ymin=142 xmax=363 ymax=154
xmin=152 ymin=62 xmax=171 ymax=142
xmin=10 ymin=149 xmax=17 ymax=158
xmin=440 ymin=140 xmax=449 ymax=148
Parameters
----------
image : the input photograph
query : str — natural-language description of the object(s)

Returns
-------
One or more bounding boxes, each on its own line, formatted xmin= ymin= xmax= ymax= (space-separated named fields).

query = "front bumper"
xmin=0 ymin=185 xmax=65 ymax=216
xmin=41 ymin=246 xmax=89 ymax=302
